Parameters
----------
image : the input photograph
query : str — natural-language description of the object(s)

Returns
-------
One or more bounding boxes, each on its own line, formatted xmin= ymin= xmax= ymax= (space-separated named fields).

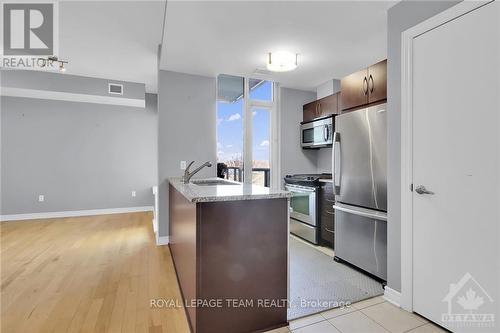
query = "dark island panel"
xmin=169 ymin=185 xmax=198 ymax=330
xmin=169 ymin=184 xmax=289 ymax=333
xmin=198 ymin=198 xmax=288 ymax=333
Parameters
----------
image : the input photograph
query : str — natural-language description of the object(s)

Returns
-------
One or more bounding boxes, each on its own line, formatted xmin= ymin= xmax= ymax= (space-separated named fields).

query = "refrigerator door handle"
xmin=332 ymin=204 xmax=387 ymax=221
xmin=332 ymin=132 xmax=341 ymax=194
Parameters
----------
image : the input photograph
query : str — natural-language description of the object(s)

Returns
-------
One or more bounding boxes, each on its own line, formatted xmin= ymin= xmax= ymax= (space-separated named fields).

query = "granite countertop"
xmin=169 ymin=177 xmax=292 ymax=203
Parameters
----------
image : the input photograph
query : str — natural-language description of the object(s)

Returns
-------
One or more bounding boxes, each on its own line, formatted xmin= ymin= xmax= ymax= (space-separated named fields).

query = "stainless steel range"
xmin=284 ymin=174 xmax=331 ymax=244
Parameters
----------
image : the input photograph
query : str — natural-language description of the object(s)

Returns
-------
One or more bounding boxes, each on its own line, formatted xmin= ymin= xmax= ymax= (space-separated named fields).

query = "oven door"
xmin=301 ymin=117 xmax=333 ymax=148
xmin=285 ymin=185 xmax=317 ymax=226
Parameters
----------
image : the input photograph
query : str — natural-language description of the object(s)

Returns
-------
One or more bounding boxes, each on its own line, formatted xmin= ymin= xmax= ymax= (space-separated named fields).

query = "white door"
xmin=412 ymin=2 xmax=499 ymax=332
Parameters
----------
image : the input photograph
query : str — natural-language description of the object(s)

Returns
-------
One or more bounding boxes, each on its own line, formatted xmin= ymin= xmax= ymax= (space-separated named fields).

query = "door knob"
xmin=415 ymin=185 xmax=434 ymax=195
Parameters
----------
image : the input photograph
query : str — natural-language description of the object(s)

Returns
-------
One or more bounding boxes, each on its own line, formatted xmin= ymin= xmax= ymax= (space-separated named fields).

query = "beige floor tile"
xmin=328 ymin=311 xmax=389 ymax=333
xmin=407 ymin=323 xmax=449 ymax=333
xmin=361 ymin=302 xmax=427 ymax=333
xmin=352 ymin=296 xmax=386 ymax=310
xmin=291 ymin=320 xmax=341 ymax=333
xmin=264 ymin=326 xmax=290 ymax=333
xmin=289 ymin=314 xmax=325 ymax=330
xmin=321 ymin=305 xmax=358 ymax=319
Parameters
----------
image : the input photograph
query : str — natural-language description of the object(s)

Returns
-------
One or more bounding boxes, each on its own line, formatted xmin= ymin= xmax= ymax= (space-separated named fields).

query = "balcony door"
xmin=217 ymin=75 xmax=278 ymax=187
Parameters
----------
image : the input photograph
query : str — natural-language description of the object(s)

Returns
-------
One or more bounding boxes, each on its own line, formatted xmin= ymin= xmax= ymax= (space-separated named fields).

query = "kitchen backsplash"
xmin=316 ymin=147 xmax=332 ymax=174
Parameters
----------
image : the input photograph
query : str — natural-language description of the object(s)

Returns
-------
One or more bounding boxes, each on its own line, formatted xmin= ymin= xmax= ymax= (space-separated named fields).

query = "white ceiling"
xmin=161 ymin=1 xmax=395 ymax=92
xmin=59 ymin=1 xmax=165 ymax=93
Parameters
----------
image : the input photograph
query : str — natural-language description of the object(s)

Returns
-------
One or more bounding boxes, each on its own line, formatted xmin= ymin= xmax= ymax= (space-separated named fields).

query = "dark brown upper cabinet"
xmin=303 ymin=92 xmax=339 ymax=122
xmin=303 ymin=100 xmax=318 ymax=122
xmin=340 ymin=69 xmax=368 ymax=111
xmin=368 ymin=60 xmax=387 ymax=104
xmin=340 ymin=59 xmax=387 ymax=111
xmin=317 ymin=93 xmax=339 ymax=118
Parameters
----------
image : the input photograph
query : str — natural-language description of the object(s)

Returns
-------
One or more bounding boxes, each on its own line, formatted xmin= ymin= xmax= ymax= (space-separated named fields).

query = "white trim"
xmin=152 ymin=186 xmax=158 ymax=234
xmin=0 ymin=206 xmax=153 ymax=222
xmin=243 ymin=77 xmax=252 ymax=184
xmin=156 ymin=236 xmax=169 ymax=246
xmin=400 ymin=0 xmax=489 ymax=312
xmin=0 ymin=87 xmax=145 ymax=108
xmin=271 ymin=82 xmax=281 ymax=189
xmin=384 ymin=286 xmax=402 ymax=307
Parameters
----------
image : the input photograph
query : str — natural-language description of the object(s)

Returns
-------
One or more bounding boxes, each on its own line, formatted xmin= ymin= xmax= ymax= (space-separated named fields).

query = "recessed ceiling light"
xmin=266 ymin=51 xmax=298 ymax=72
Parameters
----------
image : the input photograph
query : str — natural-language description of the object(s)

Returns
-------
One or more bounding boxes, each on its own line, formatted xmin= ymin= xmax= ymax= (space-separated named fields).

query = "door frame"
xmin=399 ymin=0 xmax=492 ymax=312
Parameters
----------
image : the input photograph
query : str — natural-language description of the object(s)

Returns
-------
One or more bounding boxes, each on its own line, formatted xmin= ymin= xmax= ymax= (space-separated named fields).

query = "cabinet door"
xmin=303 ymin=101 xmax=318 ymax=122
xmin=340 ymin=69 xmax=368 ymax=110
xmin=368 ymin=60 xmax=387 ymax=104
xmin=320 ymin=213 xmax=334 ymax=247
xmin=319 ymin=182 xmax=335 ymax=247
xmin=318 ymin=93 xmax=339 ymax=117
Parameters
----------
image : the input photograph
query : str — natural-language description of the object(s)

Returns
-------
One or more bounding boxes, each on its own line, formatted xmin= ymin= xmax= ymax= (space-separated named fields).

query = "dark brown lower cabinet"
xmin=319 ymin=182 xmax=335 ymax=248
xmin=169 ymin=185 xmax=289 ymax=333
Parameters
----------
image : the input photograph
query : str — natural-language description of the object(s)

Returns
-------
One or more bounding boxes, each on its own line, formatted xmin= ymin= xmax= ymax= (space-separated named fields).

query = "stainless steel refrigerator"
xmin=332 ymin=103 xmax=387 ymax=281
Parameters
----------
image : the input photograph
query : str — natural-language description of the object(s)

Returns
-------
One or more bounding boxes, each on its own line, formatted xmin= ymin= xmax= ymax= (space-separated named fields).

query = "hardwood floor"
xmin=1 ymin=212 xmax=190 ymax=333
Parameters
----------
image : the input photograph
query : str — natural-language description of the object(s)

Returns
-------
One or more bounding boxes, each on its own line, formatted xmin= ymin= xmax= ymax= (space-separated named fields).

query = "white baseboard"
xmin=156 ymin=236 xmax=169 ymax=246
xmin=0 ymin=206 xmax=154 ymax=222
xmin=384 ymin=286 xmax=402 ymax=307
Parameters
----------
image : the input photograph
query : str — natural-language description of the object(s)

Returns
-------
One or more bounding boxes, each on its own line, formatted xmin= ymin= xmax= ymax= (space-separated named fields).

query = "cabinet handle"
xmin=324 ymin=227 xmax=334 ymax=233
xmin=369 ymin=74 xmax=374 ymax=93
xmin=325 ymin=210 xmax=335 ymax=215
xmin=363 ymin=77 xmax=368 ymax=96
xmin=318 ymin=102 xmax=321 ymax=115
xmin=325 ymin=198 xmax=335 ymax=203
xmin=315 ymin=103 xmax=319 ymax=116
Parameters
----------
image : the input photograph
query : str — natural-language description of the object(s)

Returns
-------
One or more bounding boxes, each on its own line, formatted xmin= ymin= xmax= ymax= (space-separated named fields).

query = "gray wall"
xmin=158 ymin=70 xmax=216 ymax=237
xmin=280 ymin=87 xmax=317 ymax=181
xmin=1 ymin=93 xmax=158 ymax=215
xmin=2 ymin=70 xmax=145 ymax=100
xmin=316 ymin=147 xmax=332 ymax=174
xmin=316 ymin=79 xmax=341 ymax=100
xmin=386 ymin=0 xmax=459 ymax=292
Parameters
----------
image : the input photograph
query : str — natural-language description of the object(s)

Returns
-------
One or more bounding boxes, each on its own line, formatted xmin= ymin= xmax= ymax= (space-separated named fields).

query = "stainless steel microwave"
xmin=300 ymin=116 xmax=333 ymax=148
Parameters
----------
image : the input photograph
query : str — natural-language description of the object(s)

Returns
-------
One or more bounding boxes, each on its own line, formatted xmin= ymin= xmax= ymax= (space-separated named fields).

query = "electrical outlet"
xmin=131 ymin=191 xmax=136 ymax=197
xmin=180 ymin=161 xmax=187 ymax=170
xmin=38 ymin=195 xmax=44 ymax=202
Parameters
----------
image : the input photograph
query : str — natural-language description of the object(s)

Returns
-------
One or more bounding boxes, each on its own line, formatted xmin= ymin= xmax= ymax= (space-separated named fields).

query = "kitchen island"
xmin=168 ymin=178 xmax=291 ymax=333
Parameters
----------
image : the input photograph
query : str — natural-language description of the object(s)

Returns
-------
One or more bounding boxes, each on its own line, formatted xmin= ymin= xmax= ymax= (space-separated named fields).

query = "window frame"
xmin=217 ymin=76 xmax=280 ymax=188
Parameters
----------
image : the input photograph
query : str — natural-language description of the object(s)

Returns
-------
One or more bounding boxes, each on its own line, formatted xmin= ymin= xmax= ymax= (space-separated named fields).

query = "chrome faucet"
xmin=182 ymin=161 xmax=212 ymax=183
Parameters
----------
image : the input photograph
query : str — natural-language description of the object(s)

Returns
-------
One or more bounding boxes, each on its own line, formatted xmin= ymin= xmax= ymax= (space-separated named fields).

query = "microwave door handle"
xmin=323 ymin=125 xmax=329 ymax=141
xmin=332 ymin=132 xmax=341 ymax=194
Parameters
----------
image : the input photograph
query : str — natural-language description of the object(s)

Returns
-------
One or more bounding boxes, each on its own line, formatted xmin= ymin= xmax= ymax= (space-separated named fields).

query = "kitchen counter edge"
xmin=168 ymin=178 xmax=292 ymax=203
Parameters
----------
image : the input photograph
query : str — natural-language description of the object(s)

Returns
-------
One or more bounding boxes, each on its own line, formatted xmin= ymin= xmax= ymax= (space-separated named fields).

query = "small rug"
xmin=288 ymin=236 xmax=384 ymax=320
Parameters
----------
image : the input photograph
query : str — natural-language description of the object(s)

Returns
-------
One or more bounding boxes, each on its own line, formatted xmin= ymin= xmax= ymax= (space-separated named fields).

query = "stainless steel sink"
xmin=191 ymin=179 xmax=239 ymax=186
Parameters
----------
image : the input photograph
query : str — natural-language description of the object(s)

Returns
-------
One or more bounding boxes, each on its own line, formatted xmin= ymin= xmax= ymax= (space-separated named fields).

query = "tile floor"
xmin=265 ymin=296 xmax=449 ymax=333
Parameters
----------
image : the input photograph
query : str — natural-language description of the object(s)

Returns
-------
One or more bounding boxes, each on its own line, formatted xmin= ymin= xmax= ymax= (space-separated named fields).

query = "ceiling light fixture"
xmin=266 ymin=51 xmax=298 ymax=72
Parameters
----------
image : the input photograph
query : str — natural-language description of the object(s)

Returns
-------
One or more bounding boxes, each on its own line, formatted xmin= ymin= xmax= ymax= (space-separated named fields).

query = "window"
xmin=217 ymin=75 xmax=276 ymax=187
xmin=217 ymin=75 xmax=244 ymax=182
xmin=252 ymin=107 xmax=270 ymax=187
xmin=249 ymin=79 xmax=273 ymax=101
